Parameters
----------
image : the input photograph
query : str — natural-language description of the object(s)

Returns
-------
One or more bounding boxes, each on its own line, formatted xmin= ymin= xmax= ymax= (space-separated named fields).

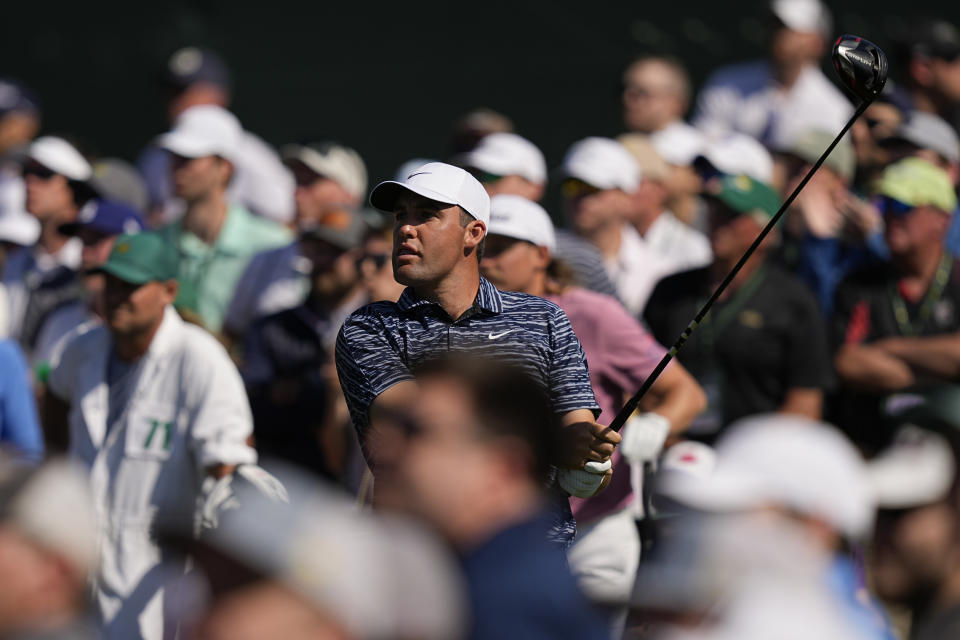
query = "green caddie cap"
xmin=96 ymin=232 xmax=178 ymax=284
xmin=705 ymin=174 xmax=781 ymax=221
xmin=874 ymin=157 xmax=958 ymax=214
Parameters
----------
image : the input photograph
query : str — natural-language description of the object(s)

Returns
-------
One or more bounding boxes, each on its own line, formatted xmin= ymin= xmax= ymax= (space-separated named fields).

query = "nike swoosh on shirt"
xmin=488 ymin=330 xmax=519 ymax=340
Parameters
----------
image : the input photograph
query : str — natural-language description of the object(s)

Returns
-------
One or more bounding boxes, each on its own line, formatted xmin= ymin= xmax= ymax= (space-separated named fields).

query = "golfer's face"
xmin=392 ymin=194 xmax=466 ymax=287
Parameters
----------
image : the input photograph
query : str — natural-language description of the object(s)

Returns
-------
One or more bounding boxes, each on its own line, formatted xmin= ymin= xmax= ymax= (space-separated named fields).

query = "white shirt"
xmin=223 ymin=241 xmax=311 ymax=337
xmin=1 ymin=238 xmax=82 ymax=343
xmin=604 ymin=224 xmax=670 ymax=317
xmin=694 ymin=61 xmax=853 ymax=149
xmin=643 ymin=211 xmax=713 ymax=274
xmin=48 ymin=307 xmax=256 ymax=640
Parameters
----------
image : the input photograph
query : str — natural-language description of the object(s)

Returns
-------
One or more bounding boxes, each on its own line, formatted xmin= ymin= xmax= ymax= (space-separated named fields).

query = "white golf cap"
xmin=281 ymin=142 xmax=368 ymax=202
xmin=696 ymin=133 xmax=774 ymax=184
xmin=888 ymin=111 xmax=960 ymax=165
xmin=27 ymin=136 xmax=92 ymax=181
xmin=157 ymin=104 xmax=242 ymax=161
xmin=662 ymin=414 xmax=875 ymax=539
xmin=650 ymin=123 xmax=706 ymax=167
xmin=487 ymin=194 xmax=556 ymax=252
xmin=869 ymin=426 xmax=956 ymax=509
xmin=456 ymin=133 xmax=547 ymax=185
xmin=771 ymin=0 xmax=832 ymax=38
xmin=562 ymin=137 xmax=640 ymax=193
xmin=369 ymin=162 xmax=490 ymax=228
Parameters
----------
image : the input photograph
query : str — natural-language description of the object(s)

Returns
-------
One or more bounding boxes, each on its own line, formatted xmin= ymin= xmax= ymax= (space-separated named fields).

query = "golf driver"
xmin=586 ymin=36 xmax=888 ymax=549
xmin=603 ymin=35 xmax=888 ymax=436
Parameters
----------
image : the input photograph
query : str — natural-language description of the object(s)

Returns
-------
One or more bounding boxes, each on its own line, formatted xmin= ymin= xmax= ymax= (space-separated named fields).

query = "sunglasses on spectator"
xmin=874 ymin=195 xmax=914 ymax=217
xmin=21 ymin=162 xmax=57 ymax=180
xmin=356 ymin=252 xmax=390 ymax=270
xmin=466 ymin=167 xmax=503 ymax=184
xmin=560 ymin=178 xmax=601 ymax=199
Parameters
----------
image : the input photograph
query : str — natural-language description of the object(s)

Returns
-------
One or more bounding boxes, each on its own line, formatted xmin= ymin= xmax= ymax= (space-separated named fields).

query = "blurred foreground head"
xmin=870 ymin=385 xmax=960 ymax=617
xmin=0 ymin=456 xmax=97 ymax=637
xmin=370 ymin=356 xmax=558 ymax=548
xmin=168 ymin=464 xmax=464 ymax=640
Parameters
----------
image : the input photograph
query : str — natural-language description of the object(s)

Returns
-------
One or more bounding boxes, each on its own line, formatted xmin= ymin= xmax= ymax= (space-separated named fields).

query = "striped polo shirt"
xmin=335 ymin=276 xmax=600 ymax=547
xmin=336 ymin=276 xmax=599 ymax=435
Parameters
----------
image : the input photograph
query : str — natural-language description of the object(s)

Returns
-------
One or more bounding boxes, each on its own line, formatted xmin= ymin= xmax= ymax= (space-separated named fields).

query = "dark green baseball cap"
xmin=95 ymin=232 xmax=178 ymax=284
xmin=704 ymin=174 xmax=781 ymax=221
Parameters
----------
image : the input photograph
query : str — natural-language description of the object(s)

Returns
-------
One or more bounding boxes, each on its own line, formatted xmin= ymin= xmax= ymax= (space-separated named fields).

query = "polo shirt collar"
xmin=396 ymin=276 xmax=503 ymax=315
xmin=175 ymin=204 xmax=252 ymax=256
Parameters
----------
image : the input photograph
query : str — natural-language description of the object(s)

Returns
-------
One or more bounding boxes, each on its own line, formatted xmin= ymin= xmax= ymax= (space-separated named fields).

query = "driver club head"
xmin=832 ymin=35 xmax=889 ymax=103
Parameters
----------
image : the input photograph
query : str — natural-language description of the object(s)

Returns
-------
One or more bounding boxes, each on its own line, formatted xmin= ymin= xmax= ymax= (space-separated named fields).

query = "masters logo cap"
xmin=96 ymin=232 xmax=178 ymax=284
xmin=487 ymin=195 xmax=556 ymax=252
xmin=369 ymin=161 xmax=491 ymax=228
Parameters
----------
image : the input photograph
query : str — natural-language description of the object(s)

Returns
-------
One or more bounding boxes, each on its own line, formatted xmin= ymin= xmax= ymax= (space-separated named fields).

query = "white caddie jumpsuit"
xmin=48 ymin=306 xmax=257 ymax=640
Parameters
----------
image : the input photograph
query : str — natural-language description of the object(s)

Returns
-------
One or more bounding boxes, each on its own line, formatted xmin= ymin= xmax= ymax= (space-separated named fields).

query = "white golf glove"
xmin=619 ymin=413 xmax=671 ymax=464
xmin=558 ymin=459 xmax=612 ymax=498
xmin=199 ymin=464 xmax=289 ymax=531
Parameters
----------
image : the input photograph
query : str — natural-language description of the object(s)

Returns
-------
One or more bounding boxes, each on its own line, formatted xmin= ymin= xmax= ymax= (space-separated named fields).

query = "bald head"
xmin=622 ymin=56 xmax=692 ymax=133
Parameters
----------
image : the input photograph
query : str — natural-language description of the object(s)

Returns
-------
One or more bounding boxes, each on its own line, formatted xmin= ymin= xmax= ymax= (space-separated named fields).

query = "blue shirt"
xmin=462 ymin=512 xmax=608 ymax=640
xmin=335 ymin=276 xmax=599 ymax=435
xmin=335 ymin=276 xmax=600 ymax=547
xmin=0 ymin=340 xmax=43 ymax=461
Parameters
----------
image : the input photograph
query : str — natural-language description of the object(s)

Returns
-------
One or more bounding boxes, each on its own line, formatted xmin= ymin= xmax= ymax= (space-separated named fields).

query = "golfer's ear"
xmin=465 ymin=220 xmax=486 ymax=249
xmin=161 ymin=279 xmax=179 ymax=305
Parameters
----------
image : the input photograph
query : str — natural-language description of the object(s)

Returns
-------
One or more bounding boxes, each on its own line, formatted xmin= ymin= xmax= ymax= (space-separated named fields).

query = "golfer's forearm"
xmin=834 ymin=344 xmax=915 ymax=391
xmin=875 ymin=335 xmax=960 ymax=380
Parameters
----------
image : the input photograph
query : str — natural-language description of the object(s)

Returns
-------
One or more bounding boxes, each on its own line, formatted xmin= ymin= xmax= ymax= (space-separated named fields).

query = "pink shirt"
xmin=545 ymin=288 xmax=667 ymax=525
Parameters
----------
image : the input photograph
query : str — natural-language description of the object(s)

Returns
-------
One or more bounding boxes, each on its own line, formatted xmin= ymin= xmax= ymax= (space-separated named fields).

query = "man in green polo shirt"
xmin=155 ymin=105 xmax=291 ymax=333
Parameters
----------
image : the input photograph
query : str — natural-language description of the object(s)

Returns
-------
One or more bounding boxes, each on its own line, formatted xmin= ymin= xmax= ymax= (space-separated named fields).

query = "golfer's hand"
xmin=558 ymin=460 xmax=613 ymax=498
xmin=557 ymin=421 xmax=621 ymax=469
xmin=619 ymin=413 xmax=671 ymax=464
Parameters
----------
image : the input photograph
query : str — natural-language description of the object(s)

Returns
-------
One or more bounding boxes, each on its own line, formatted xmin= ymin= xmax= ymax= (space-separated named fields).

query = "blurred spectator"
xmin=167 ymin=464 xmax=464 ymax=640
xmin=32 ymin=200 xmax=146 ymax=374
xmin=623 ymin=55 xmax=703 ymax=158
xmin=480 ymin=195 xmax=705 ymax=630
xmin=693 ymin=0 xmax=853 ymax=150
xmin=645 ymin=174 xmax=830 ymax=440
xmin=139 ymin=46 xmax=295 ymax=224
xmin=648 ymin=414 xmax=886 ymax=640
xmin=877 ymin=111 xmax=960 ymax=255
xmin=619 ymin=134 xmax=713 ymax=272
xmin=3 ymin=137 xmax=92 ymax=356
xmin=0 ymin=457 xmax=98 ymax=639
xmin=775 ymin=129 xmax=886 ymax=315
xmin=896 ymin=19 xmax=960 ymax=132
xmin=694 ymin=132 xmax=776 ymax=185
xmin=454 ymin=132 xmax=620 ymax=299
xmin=88 ymin=158 xmax=150 ymax=214
xmin=224 ymin=141 xmax=367 ymax=341
xmin=43 ymin=232 xmax=259 ymax=639
xmin=337 ymin=162 xmax=617 ymax=549
xmin=376 ymin=357 xmax=609 ymax=640
xmin=154 ymin=105 xmax=291 ymax=334
xmin=449 ymin=107 xmax=514 ymax=155
xmin=850 ymin=83 xmax=912 ymax=190
xmin=833 ymin=158 xmax=960 ymax=451
xmin=0 ymin=78 xmax=41 ymax=266
xmin=0 ymin=339 xmax=42 ymax=460
xmin=241 ymin=215 xmax=367 ymax=479
xmin=561 ymin=137 xmax=668 ymax=315
xmin=869 ymin=385 xmax=960 ymax=640
xmin=359 ymin=223 xmax=405 ymax=303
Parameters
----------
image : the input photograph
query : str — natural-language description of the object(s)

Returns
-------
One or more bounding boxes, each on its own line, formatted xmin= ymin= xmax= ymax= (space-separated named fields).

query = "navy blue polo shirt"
xmin=335 ymin=276 xmax=599 ymax=435
xmin=335 ymin=277 xmax=600 ymax=547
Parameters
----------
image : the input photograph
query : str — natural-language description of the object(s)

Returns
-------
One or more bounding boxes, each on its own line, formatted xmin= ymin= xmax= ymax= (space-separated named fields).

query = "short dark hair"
xmin=414 ymin=356 xmax=557 ymax=483
xmin=459 ymin=208 xmax=486 ymax=262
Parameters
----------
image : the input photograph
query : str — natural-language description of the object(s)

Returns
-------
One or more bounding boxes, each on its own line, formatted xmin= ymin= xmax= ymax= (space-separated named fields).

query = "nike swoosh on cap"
xmin=406 ymin=172 xmax=431 ymax=179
